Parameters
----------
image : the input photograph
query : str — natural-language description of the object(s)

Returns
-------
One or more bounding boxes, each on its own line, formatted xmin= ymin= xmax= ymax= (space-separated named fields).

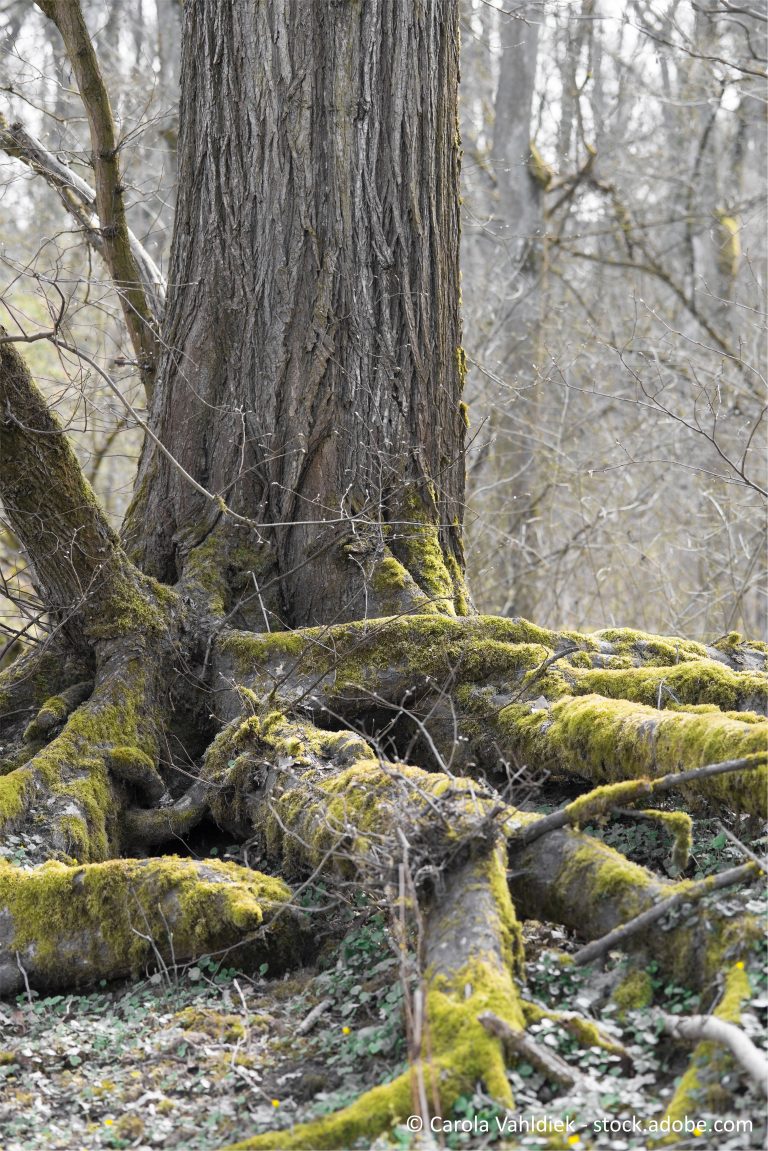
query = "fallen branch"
xmin=478 ymin=1010 xmax=591 ymax=1089
xmin=658 ymin=1012 xmax=768 ymax=1098
xmin=513 ymin=757 xmax=764 ymax=847
xmin=716 ymin=821 xmax=768 ymax=875
xmin=296 ymin=997 xmax=333 ymax=1036
xmin=571 ymin=862 xmax=758 ymax=967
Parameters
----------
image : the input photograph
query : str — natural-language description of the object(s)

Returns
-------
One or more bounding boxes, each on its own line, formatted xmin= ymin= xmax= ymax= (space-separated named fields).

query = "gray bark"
xmin=126 ymin=0 xmax=466 ymax=627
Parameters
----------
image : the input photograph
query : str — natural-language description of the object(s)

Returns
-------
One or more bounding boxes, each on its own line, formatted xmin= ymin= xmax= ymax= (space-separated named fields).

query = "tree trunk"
xmin=125 ymin=0 xmax=468 ymax=627
xmin=0 ymin=3 xmax=766 ymax=1148
xmin=465 ymin=2 xmax=546 ymax=617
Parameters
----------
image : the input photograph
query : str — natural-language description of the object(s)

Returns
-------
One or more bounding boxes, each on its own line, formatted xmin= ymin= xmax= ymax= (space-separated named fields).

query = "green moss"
xmin=501 ymin=693 xmax=767 ymax=814
xmin=612 ymin=968 xmax=654 ymax=1015
xmin=553 ymin=835 xmax=664 ymax=927
xmin=174 ymin=1007 xmax=246 ymax=1042
xmin=220 ymin=615 xmax=598 ymax=706
xmin=656 ymin=963 xmax=751 ymax=1143
xmin=371 ymin=555 xmax=408 ymax=593
xmin=455 ymin=344 xmax=468 ymax=391
xmin=591 ymin=628 xmax=709 ymax=665
xmin=390 ymin=491 xmax=456 ymax=614
xmin=224 ymin=954 xmax=522 ymax=1151
xmin=445 ymin=553 xmax=470 ymax=616
xmin=570 ymin=660 xmax=768 ymax=712
xmin=0 ymin=767 xmax=33 ymax=826
xmin=367 ymin=553 xmax=433 ymax=615
xmin=523 ymin=1001 xmax=626 ymax=1058
xmin=0 ymin=857 xmax=291 ymax=987
xmin=528 ymin=142 xmax=554 ymax=188
xmin=181 ymin=535 xmax=229 ymax=616
xmin=639 ymin=809 xmax=693 ymax=872
xmin=564 ymin=780 xmax=652 ymax=825
xmin=105 ymin=746 xmax=164 ymax=800
xmin=23 ymin=695 xmax=68 ymax=742
xmin=86 ymin=569 xmax=175 ymax=643
xmin=398 ymin=523 xmax=455 ymax=613
xmin=219 ymin=629 xmax=306 ymax=674
xmin=2 ymin=663 xmax=159 ymax=860
xmin=22 ymin=680 xmax=93 ymax=743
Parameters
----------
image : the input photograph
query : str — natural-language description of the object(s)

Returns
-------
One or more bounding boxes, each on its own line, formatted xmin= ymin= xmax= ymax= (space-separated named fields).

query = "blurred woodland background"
xmin=0 ymin=0 xmax=766 ymax=655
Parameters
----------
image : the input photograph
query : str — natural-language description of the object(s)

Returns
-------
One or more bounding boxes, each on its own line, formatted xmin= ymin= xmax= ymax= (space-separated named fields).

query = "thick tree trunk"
xmin=125 ymin=0 xmax=467 ymax=627
xmin=1 ymin=4 xmax=766 ymax=1147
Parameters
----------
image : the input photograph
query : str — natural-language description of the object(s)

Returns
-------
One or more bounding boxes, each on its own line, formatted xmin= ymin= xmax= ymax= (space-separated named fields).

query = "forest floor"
xmin=0 ymin=800 xmax=765 ymax=1151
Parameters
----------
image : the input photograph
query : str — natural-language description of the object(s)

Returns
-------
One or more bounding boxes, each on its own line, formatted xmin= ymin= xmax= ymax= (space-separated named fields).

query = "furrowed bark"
xmin=125 ymin=0 xmax=467 ymax=625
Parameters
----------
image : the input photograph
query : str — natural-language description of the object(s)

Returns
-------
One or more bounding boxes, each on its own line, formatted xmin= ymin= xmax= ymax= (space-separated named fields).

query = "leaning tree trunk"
xmin=124 ymin=0 xmax=468 ymax=627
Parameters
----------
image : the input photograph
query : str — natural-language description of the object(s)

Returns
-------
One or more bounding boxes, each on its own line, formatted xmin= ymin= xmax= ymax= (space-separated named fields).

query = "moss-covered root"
xmin=506 ymin=821 xmax=760 ymax=989
xmin=0 ymin=659 xmax=163 ymax=862
xmin=202 ymin=711 xmax=501 ymax=881
xmin=22 ymin=681 xmax=94 ymax=742
xmin=0 ymin=856 xmax=300 ymax=996
xmin=223 ymin=845 xmax=524 ymax=1151
xmin=214 ymin=617 xmax=767 ymax=789
xmin=499 ymin=693 xmax=768 ymax=815
xmin=0 ymin=643 xmax=92 ymax=747
xmin=653 ymin=963 xmax=753 ymax=1144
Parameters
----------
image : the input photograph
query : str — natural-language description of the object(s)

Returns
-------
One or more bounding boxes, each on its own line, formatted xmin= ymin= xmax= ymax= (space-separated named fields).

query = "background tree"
xmin=0 ymin=2 xmax=766 ymax=1149
xmin=461 ymin=0 xmax=767 ymax=634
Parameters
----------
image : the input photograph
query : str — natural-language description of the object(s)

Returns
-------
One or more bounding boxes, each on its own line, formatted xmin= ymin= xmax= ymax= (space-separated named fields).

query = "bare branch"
xmin=0 ymin=113 xmax=166 ymax=321
xmin=571 ymin=862 xmax=758 ymax=967
xmin=34 ymin=0 xmax=161 ymax=398
xmin=659 ymin=1011 xmax=768 ymax=1097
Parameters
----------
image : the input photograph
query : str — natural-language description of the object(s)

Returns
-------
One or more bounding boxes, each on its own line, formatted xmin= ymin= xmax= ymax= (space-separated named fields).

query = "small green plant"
xmin=307 ymin=913 xmax=408 ymax=1074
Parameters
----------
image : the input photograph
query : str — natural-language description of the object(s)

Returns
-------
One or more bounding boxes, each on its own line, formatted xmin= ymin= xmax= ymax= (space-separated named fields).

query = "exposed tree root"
xmin=222 ymin=849 xmax=525 ymax=1151
xmin=0 ymin=460 xmax=764 ymax=1147
xmin=571 ymin=862 xmax=759 ymax=967
xmin=0 ymin=654 xmax=165 ymax=859
xmin=506 ymin=822 xmax=761 ymax=988
xmin=0 ymin=855 xmax=300 ymax=995
xmin=2 ymin=126 xmax=766 ymax=1147
xmin=0 ymin=640 xmax=92 ymax=748
xmin=215 ymin=616 xmax=768 ymax=813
